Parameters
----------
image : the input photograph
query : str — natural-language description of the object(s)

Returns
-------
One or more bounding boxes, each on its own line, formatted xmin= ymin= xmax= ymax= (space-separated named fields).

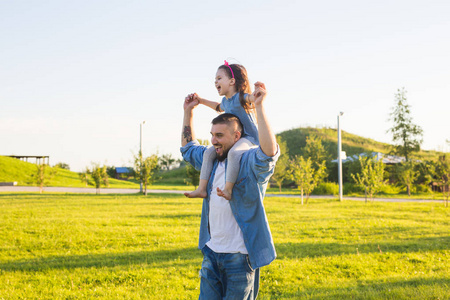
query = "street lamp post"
xmin=337 ymin=112 xmax=344 ymax=202
xmin=140 ymin=121 xmax=146 ymax=193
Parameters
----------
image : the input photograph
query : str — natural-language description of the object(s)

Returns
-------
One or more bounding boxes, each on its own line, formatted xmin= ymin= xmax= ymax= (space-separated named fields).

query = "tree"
xmin=133 ymin=152 xmax=159 ymax=196
xmin=304 ymin=132 xmax=334 ymax=182
xmin=415 ymin=160 xmax=435 ymax=193
xmin=106 ymin=166 xmax=116 ymax=178
xmin=54 ymin=162 xmax=70 ymax=170
xmin=79 ymin=167 xmax=90 ymax=187
xmin=351 ymin=156 xmax=386 ymax=202
xmin=397 ymin=161 xmax=419 ymax=196
xmin=303 ymin=134 xmax=329 ymax=165
xmin=388 ymin=88 xmax=423 ymax=161
xmin=30 ymin=164 xmax=57 ymax=194
xmin=160 ymin=154 xmax=178 ymax=171
xmin=185 ymin=163 xmax=200 ymax=188
xmin=90 ymin=163 xmax=109 ymax=194
xmin=272 ymin=136 xmax=290 ymax=192
xmin=434 ymin=155 xmax=450 ymax=207
xmin=289 ymin=156 xmax=326 ymax=205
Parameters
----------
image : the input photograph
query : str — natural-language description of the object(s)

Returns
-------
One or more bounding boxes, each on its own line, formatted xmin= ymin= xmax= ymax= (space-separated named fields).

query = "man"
xmin=180 ymin=82 xmax=279 ymax=299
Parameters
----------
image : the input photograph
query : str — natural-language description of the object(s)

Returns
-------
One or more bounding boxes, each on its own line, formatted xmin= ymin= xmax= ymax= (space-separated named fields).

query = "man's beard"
xmin=216 ymin=148 xmax=230 ymax=162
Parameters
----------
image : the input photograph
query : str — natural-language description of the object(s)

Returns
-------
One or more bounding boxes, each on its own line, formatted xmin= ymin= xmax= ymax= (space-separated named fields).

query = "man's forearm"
xmin=256 ymin=103 xmax=277 ymax=157
xmin=181 ymin=110 xmax=196 ymax=147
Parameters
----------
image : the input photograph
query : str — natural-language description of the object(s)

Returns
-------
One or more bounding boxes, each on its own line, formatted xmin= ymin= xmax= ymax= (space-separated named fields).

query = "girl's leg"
xmin=184 ymin=146 xmax=216 ymax=198
xmin=217 ymin=138 xmax=254 ymax=200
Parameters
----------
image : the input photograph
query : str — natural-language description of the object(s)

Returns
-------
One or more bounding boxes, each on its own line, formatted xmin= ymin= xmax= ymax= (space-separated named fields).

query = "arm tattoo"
xmin=183 ymin=126 xmax=193 ymax=143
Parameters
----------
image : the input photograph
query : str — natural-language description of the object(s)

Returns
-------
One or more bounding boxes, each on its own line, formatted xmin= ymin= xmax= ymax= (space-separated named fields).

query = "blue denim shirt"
xmin=220 ymin=93 xmax=259 ymax=145
xmin=181 ymin=140 xmax=279 ymax=269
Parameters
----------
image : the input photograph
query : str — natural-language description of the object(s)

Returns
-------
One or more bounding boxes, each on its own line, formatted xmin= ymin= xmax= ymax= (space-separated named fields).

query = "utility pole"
xmin=338 ymin=112 xmax=344 ymax=201
xmin=140 ymin=121 xmax=146 ymax=193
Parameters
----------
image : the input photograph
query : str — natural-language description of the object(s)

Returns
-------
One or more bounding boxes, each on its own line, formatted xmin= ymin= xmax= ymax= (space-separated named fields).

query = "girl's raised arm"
xmin=188 ymin=93 xmax=223 ymax=112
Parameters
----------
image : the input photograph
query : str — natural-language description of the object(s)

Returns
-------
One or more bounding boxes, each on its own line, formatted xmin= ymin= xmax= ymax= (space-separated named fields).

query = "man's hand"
xmin=252 ymin=82 xmax=267 ymax=106
xmin=184 ymin=93 xmax=200 ymax=111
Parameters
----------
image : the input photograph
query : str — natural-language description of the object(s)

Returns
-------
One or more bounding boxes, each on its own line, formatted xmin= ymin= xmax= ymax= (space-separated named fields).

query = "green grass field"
xmin=0 ymin=193 xmax=448 ymax=299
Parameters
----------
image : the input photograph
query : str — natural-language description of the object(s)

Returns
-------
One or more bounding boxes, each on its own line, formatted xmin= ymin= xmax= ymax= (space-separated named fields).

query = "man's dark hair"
xmin=212 ymin=113 xmax=244 ymax=136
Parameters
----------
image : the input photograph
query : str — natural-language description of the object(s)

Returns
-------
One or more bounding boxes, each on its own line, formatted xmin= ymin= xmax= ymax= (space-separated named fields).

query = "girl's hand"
xmin=186 ymin=93 xmax=202 ymax=104
xmin=252 ymin=82 xmax=267 ymax=105
xmin=184 ymin=93 xmax=199 ymax=110
xmin=185 ymin=93 xmax=196 ymax=102
xmin=247 ymin=82 xmax=265 ymax=103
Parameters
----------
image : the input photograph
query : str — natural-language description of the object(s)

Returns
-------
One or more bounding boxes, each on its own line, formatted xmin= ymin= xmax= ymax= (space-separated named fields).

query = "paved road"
xmin=0 ymin=186 xmax=446 ymax=203
xmin=271 ymin=194 xmax=446 ymax=203
xmin=0 ymin=186 xmax=183 ymax=194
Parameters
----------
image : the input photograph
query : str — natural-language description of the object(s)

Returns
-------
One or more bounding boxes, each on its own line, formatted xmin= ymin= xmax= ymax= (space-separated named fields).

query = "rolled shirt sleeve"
xmin=253 ymin=144 xmax=281 ymax=183
xmin=180 ymin=140 xmax=207 ymax=171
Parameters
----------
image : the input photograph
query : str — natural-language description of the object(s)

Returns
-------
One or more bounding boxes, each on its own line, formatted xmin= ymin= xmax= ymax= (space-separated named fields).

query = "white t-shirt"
xmin=206 ymin=161 xmax=248 ymax=254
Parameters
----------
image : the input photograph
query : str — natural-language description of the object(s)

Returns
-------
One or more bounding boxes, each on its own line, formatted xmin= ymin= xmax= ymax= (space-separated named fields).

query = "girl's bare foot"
xmin=184 ymin=188 xmax=207 ymax=198
xmin=216 ymin=187 xmax=232 ymax=200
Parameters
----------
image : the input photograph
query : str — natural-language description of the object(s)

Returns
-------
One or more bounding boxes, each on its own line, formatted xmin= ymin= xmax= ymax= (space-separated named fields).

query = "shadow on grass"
xmin=275 ymin=236 xmax=450 ymax=259
xmin=0 ymin=247 xmax=201 ymax=272
xmin=271 ymin=277 xmax=450 ymax=299
xmin=136 ymin=213 xmax=201 ymax=219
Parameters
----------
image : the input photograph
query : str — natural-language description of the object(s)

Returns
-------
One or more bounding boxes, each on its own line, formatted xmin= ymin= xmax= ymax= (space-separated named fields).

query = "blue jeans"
xmin=199 ymin=246 xmax=260 ymax=300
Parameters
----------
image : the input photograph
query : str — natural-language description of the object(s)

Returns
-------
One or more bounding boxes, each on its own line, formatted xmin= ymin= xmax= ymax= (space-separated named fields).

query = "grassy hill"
xmin=277 ymin=127 xmax=441 ymax=161
xmin=0 ymin=156 xmax=139 ymax=188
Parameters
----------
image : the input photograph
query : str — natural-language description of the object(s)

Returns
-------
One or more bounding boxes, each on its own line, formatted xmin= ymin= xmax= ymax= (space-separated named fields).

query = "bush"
xmin=379 ymin=184 xmax=402 ymax=194
xmin=343 ymin=182 xmax=363 ymax=194
xmin=343 ymin=183 xmax=406 ymax=195
xmin=414 ymin=184 xmax=432 ymax=193
xmin=158 ymin=166 xmax=187 ymax=185
xmin=312 ymin=182 xmax=339 ymax=195
xmin=55 ymin=162 xmax=70 ymax=170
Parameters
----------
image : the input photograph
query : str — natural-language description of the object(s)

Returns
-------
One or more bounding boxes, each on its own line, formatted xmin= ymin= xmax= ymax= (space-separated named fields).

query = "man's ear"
xmin=234 ymin=130 xmax=241 ymax=142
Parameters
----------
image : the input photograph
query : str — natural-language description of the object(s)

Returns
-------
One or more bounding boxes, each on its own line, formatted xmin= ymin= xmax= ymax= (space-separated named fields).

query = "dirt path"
xmin=1 ymin=186 xmax=446 ymax=203
xmin=0 ymin=186 xmax=184 ymax=194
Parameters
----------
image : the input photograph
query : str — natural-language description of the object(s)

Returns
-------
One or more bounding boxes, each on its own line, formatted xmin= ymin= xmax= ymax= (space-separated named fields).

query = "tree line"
xmin=76 ymin=152 xmax=181 ymax=195
xmin=29 ymin=88 xmax=448 ymax=204
xmin=270 ymin=88 xmax=449 ymax=205
xmin=29 ymin=152 xmax=181 ymax=195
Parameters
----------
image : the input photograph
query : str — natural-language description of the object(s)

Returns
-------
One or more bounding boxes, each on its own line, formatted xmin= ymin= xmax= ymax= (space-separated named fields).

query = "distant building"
xmin=331 ymin=152 xmax=406 ymax=165
xmin=115 ymin=167 xmax=133 ymax=180
xmin=7 ymin=155 xmax=50 ymax=165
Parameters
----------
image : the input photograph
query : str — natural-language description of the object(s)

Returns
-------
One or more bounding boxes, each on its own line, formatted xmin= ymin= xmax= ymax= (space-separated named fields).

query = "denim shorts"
xmin=199 ymin=245 xmax=259 ymax=300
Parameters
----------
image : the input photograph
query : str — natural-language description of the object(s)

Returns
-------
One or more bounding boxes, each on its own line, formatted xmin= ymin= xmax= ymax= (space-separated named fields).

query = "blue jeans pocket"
xmin=244 ymin=254 xmax=254 ymax=273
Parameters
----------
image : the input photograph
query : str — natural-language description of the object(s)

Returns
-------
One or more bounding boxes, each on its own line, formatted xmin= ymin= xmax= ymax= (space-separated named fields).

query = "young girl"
xmin=184 ymin=61 xmax=259 ymax=200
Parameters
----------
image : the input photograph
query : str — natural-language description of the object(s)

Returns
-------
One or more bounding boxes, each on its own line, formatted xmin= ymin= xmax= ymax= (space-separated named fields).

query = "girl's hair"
xmin=218 ymin=63 xmax=255 ymax=114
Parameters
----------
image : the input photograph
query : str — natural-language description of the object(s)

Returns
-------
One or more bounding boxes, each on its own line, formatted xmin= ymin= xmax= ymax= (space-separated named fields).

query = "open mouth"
xmin=214 ymin=145 xmax=222 ymax=153
xmin=214 ymin=144 xmax=227 ymax=161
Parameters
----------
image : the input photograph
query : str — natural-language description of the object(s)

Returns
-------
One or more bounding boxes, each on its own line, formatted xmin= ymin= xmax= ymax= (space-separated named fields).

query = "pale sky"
xmin=1 ymin=0 xmax=449 ymax=172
